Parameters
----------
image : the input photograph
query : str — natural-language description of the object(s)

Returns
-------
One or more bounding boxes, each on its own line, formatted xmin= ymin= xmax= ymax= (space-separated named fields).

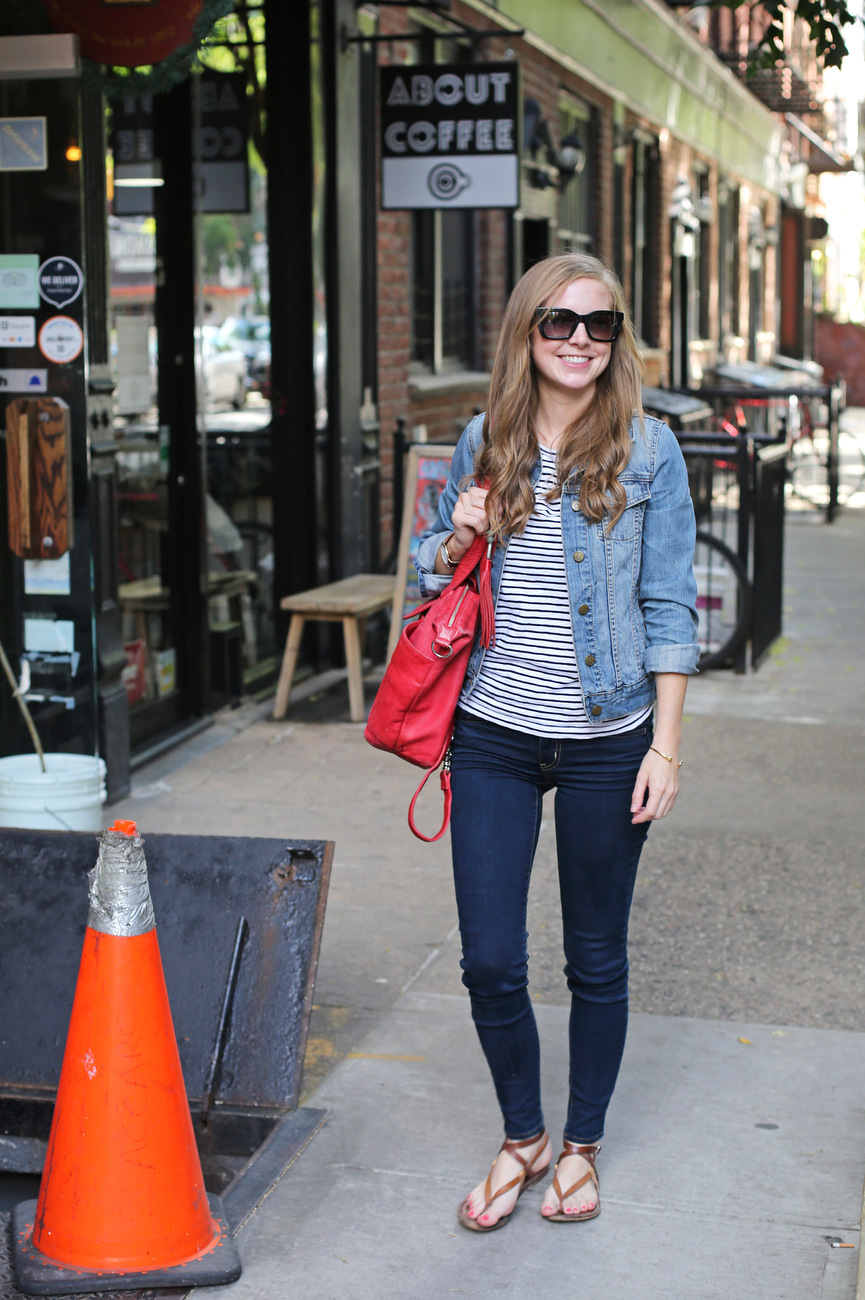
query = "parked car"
xmin=200 ymin=325 xmax=248 ymax=409
xmin=249 ymin=338 xmax=271 ymax=397
xmin=214 ymin=316 xmax=270 ymax=391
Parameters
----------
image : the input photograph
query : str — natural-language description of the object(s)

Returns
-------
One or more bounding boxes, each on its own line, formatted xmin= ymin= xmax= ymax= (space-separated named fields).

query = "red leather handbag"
xmin=365 ymin=531 xmax=495 ymax=842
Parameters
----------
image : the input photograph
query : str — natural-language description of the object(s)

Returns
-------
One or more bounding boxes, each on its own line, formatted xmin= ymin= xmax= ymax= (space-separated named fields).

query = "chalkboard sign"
xmin=387 ymin=443 xmax=456 ymax=660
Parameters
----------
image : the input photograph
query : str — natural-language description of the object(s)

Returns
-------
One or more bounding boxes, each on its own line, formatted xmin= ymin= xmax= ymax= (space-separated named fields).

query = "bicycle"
xmin=785 ymin=397 xmax=865 ymax=510
xmin=693 ymin=529 xmax=751 ymax=670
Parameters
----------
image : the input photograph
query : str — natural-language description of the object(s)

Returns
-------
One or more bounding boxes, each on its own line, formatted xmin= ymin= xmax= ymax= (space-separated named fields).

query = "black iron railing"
xmin=683 ymin=382 xmax=846 ymax=523
xmin=674 ymin=429 xmax=782 ymax=671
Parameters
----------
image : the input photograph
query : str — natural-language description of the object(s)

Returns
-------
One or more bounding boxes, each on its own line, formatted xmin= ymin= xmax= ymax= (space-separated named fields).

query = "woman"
xmin=415 ymin=253 xmax=699 ymax=1231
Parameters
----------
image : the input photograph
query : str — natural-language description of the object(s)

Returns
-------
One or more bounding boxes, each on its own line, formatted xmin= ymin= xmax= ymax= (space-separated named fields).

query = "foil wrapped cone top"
xmin=86 ymin=821 xmax=155 ymax=937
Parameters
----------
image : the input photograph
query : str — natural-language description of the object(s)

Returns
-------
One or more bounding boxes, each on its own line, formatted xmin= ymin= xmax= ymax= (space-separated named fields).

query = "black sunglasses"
xmin=534 ymin=307 xmax=624 ymax=343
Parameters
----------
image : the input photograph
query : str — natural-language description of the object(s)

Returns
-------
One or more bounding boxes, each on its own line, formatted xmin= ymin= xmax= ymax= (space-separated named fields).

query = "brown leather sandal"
xmin=457 ymin=1130 xmax=550 ymax=1233
xmin=543 ymin=1140 xmax=601 ymax=1222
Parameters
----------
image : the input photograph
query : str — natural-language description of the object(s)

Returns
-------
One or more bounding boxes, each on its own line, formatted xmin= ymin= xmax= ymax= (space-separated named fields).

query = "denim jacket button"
xmin=578 ymin=603 xmax=589 ymax=615
xmin=591 ymin=705 xmax=602 ymax=716
xmin=584 ymin=654 xmax=595 ymax=667
xmin=571 ymin=500 xmax=579 ymax=511
xmin=572 ymin=550 xmax=585 ymax=562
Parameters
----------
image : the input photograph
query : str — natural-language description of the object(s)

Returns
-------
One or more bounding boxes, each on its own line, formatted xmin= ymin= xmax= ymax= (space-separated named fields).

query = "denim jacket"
xmin=415 ymin=412 xmax=700 ymax=725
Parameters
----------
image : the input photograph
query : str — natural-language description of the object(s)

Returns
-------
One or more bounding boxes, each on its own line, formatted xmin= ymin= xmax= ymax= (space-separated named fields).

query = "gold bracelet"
xmin=650 ymin=745 xmax=683 ymax=769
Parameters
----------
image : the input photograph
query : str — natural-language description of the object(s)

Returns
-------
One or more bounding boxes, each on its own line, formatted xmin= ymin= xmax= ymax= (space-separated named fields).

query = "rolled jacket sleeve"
xmin=415 ymin=422 xmax=479 ymax=599
xmin=639 ymin=423 xmax=701 ymax=675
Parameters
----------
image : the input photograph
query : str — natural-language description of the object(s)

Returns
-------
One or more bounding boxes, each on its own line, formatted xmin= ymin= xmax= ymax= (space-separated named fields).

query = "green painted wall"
xmin=491 ymin=0 xmax=780 ymax=189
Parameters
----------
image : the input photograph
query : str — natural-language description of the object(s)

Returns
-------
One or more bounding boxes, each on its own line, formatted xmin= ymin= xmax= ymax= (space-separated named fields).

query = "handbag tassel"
xmin=479 ymin=535 xmax=495 ymax=649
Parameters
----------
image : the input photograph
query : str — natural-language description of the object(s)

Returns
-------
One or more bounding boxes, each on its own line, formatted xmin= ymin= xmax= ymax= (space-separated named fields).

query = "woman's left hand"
xmin=630 ymin=747 xmax=680 ymax=824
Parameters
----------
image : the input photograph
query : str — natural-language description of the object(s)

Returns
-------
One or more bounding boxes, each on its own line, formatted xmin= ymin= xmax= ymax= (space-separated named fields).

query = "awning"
xmin=785 ymin=112 xmax=855 ymax=173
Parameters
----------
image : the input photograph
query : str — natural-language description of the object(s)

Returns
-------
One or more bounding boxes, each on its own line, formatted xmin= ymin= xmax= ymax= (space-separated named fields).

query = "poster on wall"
xmin=387 ymin=442 xmax=456 ymax=661
xmin=380 ymin=62 xmax=519 ymax=210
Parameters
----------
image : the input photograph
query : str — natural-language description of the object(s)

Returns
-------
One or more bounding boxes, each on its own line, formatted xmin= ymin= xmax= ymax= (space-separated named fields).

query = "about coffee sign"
xmin=380 ymin=62 xmax=519 ymax=210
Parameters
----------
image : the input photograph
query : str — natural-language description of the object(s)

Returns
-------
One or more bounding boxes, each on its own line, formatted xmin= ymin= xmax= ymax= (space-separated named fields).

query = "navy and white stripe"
xmin=460 ymin=445 xmax=652 ymax=739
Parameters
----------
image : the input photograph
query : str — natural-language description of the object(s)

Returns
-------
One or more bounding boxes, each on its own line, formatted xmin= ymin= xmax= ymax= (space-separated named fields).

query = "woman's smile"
xmin=531 ymin=278 xmax=614 ymax=405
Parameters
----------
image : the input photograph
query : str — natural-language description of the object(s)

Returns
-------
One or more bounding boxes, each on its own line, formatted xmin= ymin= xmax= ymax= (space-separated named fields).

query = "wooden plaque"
xmin=5 ymin=397 xmax=73 ymax=560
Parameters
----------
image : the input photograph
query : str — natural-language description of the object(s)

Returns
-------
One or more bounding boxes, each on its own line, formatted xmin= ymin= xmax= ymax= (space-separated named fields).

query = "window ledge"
xmin=408 ymin=370 xmax=491 ymax=397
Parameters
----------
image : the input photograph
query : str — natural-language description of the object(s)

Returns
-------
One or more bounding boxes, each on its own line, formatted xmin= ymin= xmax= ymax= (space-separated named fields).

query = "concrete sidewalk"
xmin=199 ymin=998 xmax=863 ymax=1300
xmin=101 ymin=444 xmax=865 ymax=1300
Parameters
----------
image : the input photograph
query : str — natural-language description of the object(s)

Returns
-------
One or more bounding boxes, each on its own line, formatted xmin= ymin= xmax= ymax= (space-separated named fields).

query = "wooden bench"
xmin=273 ymin=574 xmax=396 ymax=723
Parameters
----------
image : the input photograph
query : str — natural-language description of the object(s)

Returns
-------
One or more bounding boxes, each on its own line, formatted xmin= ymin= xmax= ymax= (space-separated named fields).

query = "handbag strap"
xmin=407 ymin=527 xmax=497 ymax=842
xmin=407 ymin=732 xmax=453 ymax=843
xmin=444 ymin=530 xmax=496 ymax=649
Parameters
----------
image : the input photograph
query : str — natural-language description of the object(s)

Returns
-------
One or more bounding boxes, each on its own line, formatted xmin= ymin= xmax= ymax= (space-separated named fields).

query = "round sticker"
xmin=38 ymin=257 xmax=84 ymax=309
xmin=38 ymin=315 xmax=84 ymax=364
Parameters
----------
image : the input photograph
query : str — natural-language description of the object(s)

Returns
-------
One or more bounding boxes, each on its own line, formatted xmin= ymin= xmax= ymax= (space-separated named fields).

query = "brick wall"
xmin=815 ymin=315 xmax=865 ymax=405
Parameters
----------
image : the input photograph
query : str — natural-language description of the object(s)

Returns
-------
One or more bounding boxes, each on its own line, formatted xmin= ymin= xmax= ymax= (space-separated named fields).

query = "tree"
xmin=699 ymin=0 xmax=858 ymax=68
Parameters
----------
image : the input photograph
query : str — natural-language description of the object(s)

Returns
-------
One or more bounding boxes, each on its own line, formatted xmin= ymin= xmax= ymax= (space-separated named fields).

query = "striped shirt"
xmin=459 ymin=445 xmax=653 ymax=739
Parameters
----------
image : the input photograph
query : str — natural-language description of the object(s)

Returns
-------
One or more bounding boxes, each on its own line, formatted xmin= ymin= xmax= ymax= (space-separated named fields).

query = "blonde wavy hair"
xmin=474 ymin=253 xmax=644 ymax=534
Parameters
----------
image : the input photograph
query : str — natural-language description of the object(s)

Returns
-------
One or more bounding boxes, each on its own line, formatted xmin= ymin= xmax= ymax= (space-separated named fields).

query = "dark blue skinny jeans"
xmin=449 ymin=708 xmax=652 ymax=1145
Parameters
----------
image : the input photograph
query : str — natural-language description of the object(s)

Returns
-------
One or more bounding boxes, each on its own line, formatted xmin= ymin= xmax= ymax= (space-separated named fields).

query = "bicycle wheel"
xmin=836 ymin=429 xmax=865 ymax=506
xmin=787 ymin=429 xmax=865 ymax=510
xmin=693 ymin=530 xmax=751 ymax=670
xmin=786 ymin=433 xmax=828 ymax=509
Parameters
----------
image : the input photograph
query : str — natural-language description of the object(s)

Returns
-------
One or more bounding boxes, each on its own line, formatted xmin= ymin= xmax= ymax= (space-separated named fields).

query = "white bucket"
xmin=0 ymin=753 xmax=107 ymax=832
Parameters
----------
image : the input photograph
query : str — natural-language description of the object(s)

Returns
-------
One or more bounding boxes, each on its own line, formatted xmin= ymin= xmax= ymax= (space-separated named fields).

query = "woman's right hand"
xmin=450 ymin=485 xmax=490 ymax=560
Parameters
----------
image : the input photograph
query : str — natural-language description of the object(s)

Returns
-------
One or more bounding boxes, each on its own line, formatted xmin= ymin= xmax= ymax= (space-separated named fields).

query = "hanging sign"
xmin=110 ymin=74 xmax=248 ymax=217
xmin=380 ymin=62 xmax=519 ymax=210
xmin=39 ymin=316 xmax=84 ymax=364
xmin=39 ymin=0 xmax=209 ymax=68
xmin=38 ymin=258 xmax=84 ymax=310
xmin=195 ymin=71 xmax=250 ymax=214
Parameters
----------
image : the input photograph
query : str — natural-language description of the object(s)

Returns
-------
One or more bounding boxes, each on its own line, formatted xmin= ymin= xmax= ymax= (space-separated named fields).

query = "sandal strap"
xmin=479 ymin=1130 xmax=549 ymax=1213
xmin=550 ymin=1143 xmax=600 ymax=1210
xmin=482 ymin=1168 xmax=527 ymax=1210
xmin=501 ymin=1129 xmax=548 ymax=1171
xmin=561 ymin=1140 xmax=601 ymax=1163
xmin=552 ymin=1166 xmax=598 ymax=1203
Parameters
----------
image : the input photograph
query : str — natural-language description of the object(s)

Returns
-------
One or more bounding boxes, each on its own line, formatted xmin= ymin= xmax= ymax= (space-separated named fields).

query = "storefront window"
xmin=557 ymin=95 xmax=594 ymax=253
xmin=109 ymin=4 xmax=276 ymax=751
xmin=697 ymin=170 xmax=712 ymax=341
xmin=718 ymin=180 xmax=741 ymax=344
xmin=632 ymin=134 xmax=660 ymax=346
xmin=411 ymin=209 xmax=475 ymax=372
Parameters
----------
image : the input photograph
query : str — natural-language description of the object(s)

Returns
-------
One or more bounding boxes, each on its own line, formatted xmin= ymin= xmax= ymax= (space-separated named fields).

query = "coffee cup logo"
xmin=427 ymin=163 xmax=471 ymax=201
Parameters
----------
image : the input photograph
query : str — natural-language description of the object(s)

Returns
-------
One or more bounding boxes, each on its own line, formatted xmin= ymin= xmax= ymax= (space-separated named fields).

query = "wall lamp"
xmin=555 ymin=132 xmax=586 ymax=188
xmin=523 ymin=99 xmax=587 ymax=190
xmin=668 ymin=175 xmax=699 ymax=229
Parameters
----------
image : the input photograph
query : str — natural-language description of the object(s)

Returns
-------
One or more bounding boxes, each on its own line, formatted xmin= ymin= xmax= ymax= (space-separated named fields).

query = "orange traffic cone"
xmin=12 ymin=820 xmax=241 ymax=1294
